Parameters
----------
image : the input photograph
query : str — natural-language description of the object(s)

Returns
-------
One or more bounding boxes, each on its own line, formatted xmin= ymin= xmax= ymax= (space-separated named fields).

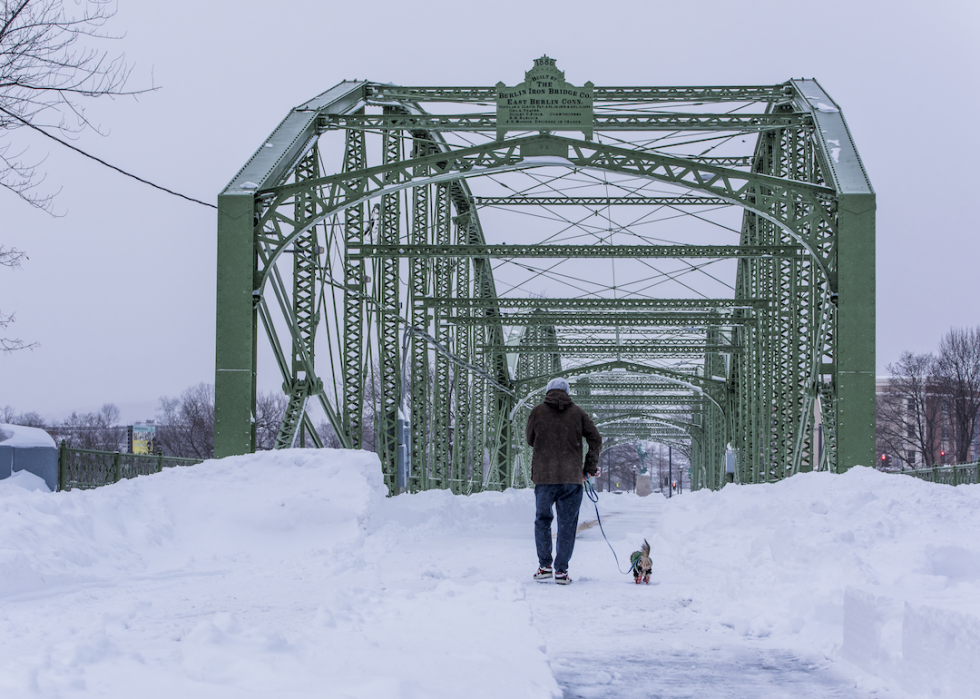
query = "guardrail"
xmin=58 ymin=442 xmax=203 ymax=491
xmin=901 ymin=462 xmax=980 ymax=487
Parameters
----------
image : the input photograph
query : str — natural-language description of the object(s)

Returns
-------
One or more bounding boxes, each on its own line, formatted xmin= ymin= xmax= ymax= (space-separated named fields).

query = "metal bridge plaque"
xmin=496 ymin=56 xmax=594 ymax=141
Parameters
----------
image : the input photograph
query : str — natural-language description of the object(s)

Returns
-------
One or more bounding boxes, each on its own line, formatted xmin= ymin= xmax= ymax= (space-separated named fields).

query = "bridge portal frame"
xmin=214 ymin=77 xmax=874 ymax=491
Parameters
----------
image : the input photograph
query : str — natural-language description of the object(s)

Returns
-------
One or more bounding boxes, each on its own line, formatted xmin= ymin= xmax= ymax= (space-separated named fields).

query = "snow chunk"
xmin=0 ymin=469 xmax=51 ymax=492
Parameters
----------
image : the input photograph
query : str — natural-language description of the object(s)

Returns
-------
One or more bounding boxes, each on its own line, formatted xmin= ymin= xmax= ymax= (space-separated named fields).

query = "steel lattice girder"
xmin=456 ymin=312 xmax=752 ymax=327
xmin=474 ymin=195 xmax=740 ymax=205
xmin=421 ymin=297 xmax=767 ymax=310
xmin=320 ymin=112 xmax=811 ymax=132
xmin=577 ymin=396 xmax=704 ymax=407
xmin=214 ymin=75 xmax=873 ymax=495
xmin=367 ymin=85 xmax=791 ymax=103
xmin=484 ymin=341 xmax=737 ymax=355
xmin=347 ymin=244 xmax=803 ymax=259
xmin=250 ymin=133 xmax=838 ymax=279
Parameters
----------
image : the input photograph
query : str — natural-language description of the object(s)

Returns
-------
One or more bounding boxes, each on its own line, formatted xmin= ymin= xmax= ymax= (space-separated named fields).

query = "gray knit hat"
xmin=546 ymin=377 xmax=570 ymax=393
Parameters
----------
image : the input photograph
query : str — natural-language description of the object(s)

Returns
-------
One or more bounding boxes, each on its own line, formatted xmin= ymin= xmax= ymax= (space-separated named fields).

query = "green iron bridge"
xmin=214 ymin=59 xmax=874 ymax=495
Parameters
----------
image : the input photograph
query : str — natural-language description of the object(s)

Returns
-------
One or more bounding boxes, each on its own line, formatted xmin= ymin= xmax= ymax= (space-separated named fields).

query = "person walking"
xmin=526 ymin=377 xmax=602 ymax=585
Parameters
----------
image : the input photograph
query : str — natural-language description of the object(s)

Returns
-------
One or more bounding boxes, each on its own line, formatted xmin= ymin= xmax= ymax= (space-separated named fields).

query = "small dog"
xmin=630 ymin=539 xmax=652 ymax=584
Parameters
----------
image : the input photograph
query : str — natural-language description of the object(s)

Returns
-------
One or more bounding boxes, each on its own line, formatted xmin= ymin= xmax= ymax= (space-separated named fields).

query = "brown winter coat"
xmin=526 ymin=389 xmax=602 ymax=484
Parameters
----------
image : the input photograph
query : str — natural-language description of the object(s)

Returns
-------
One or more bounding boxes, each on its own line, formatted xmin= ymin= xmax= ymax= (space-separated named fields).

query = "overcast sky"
xmin=1 ymin=0 xmax=978 ymax=423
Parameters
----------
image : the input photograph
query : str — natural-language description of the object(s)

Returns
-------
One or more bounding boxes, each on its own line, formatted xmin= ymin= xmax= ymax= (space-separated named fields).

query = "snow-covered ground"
xmin=1 ymin=451 xmax=978 ymax=698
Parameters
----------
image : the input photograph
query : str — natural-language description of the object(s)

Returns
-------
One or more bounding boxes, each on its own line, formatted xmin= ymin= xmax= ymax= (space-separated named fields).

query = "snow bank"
xmin=656 ymin=467 xmax=980 ymax=697
xmin=0 ymin=449 xmax=559 ymax=698
xmin=6 ymin=450 xmax=976 ymax=698
xmin=0 ymin=449 xmax=387 ymax=598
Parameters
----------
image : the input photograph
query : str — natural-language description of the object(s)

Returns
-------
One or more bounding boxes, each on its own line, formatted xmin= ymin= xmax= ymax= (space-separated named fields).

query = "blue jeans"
xmin=534 ymin=484 xmax=584 ymax=573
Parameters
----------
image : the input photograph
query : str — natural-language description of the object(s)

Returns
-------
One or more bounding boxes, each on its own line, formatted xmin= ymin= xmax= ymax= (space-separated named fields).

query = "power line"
xmin=0 ymin=106 xmax=217 ymax=210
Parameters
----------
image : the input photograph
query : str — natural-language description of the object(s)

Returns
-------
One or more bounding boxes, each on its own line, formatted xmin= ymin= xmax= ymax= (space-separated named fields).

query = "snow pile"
xmin=0 ymin=469 xmax=50 ymax=492
xmin=654 ymin=467 xmax=980 ymax=696
xmin=0 ymin=450 xmax=558 ymax=699
xmin=0 ymin=450 xmax=386 ymax=598
xmin=0 ymin=423 xmax=56 ymax=449
xmin=2 ymin=452 xmax=979 ymax=697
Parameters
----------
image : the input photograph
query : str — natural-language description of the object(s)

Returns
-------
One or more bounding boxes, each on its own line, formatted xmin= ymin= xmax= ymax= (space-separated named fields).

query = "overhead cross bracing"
xmin=214 ymin=62 xmax=874 ymax=495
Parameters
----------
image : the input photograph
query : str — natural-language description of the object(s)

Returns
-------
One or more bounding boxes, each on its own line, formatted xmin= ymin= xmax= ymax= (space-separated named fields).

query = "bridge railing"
xmin=58 ymin=442 xmax=203 ymax=491
xmin=900 ymin=462 xmax=980 ymax=487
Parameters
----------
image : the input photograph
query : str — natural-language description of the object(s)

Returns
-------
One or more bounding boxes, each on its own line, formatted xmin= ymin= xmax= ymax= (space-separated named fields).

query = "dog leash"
xmin=584 ymin=477 xmax=634 ymax=576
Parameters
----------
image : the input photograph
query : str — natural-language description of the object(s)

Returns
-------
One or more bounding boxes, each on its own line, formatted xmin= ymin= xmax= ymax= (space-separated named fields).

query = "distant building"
xmin=876 ymin=377 xmax=980 ymax=467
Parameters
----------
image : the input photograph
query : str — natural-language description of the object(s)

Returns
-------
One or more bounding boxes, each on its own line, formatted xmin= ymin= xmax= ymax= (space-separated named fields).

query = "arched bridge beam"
xmin=249 ymin=133 xmax=837 ymax=294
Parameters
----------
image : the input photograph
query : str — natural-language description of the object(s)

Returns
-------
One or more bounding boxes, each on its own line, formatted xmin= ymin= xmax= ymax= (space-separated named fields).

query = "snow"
xmin=804 ymin=96 xmax=840 ymax=114
xmin=0 ymin=451 xmax=978 ymax=698
xmin=520 ymin=155 xmax=575 ymax=167
xmin=0 ymin=469 xmax=51 ymax=492
xmin=0 ymin=423 xmax=56 ymax=449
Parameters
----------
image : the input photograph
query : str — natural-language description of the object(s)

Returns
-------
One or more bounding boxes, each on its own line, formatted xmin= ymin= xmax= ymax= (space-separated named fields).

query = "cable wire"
xmin=0 ymin=106 xmax=217 ymax=209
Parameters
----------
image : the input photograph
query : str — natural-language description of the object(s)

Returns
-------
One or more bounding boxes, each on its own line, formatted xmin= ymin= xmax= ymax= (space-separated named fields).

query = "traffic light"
xmin=940 ymin=450 xmax=946 ymax=463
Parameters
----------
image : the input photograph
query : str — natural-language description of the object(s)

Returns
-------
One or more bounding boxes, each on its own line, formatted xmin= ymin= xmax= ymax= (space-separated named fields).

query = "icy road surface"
xmin=1 ymin=450 xmax=978 ymax=698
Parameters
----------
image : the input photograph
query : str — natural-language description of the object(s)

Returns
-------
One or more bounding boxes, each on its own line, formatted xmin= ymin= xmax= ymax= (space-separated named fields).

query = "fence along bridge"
xmin=214 ymin=58 xmax=875 ymax=495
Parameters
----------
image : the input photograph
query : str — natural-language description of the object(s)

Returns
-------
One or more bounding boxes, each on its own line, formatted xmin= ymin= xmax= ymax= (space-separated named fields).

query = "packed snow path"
xmin=540 ymin=496 xmax=867 ymax=698
xmin=1 ymin=451 xmax=978 ymax=698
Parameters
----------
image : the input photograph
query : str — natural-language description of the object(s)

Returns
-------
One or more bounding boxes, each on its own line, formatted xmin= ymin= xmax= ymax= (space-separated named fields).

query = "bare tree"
xmin=2 ymin=1 xmax=151 ymax=349
xmin=14 ymin=409 xmax=45 ymax=427
xmin=2 ymin=404 xmax=47 ymax=429
xmin=1 ymin=0 xmax=149 ymax=209
xmin=1 ymin=244 xmax=37 ymax=351
xmin=316 ymin=419 xmax=345 ymax=448
xmin=155 ymin=383 xmax=214 ymax=459
xmin=254 ymin=390 xmax=288 ymax=450
xmin=51 ymin=402 xmax=122 ymax=449
xmin=877 ymin=352 xmax=941 ymax=468
xmin=933 ymin=327 xmax=980 ymax=463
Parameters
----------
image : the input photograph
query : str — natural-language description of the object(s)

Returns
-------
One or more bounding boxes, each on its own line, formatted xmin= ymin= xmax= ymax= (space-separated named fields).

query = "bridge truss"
xmin=214 ymin=72 xmax=874 ymax=494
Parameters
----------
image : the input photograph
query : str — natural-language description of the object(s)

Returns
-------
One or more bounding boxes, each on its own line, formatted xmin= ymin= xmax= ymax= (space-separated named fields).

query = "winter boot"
xmin=534 ymin=566 xmax=553 ymax=581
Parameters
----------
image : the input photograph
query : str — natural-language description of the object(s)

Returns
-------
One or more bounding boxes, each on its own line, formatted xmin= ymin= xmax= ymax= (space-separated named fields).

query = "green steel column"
xmin=431 ymin=184 xmax=453 ymax=488
xmin=470 ymin=260 xmax=489 ymax=492
xmin=275 ymin=147 xmax=321 ymax=450
xmin=215 ymin=192 xmax=257 ymax=458
xmin=409 ymin=178 xmax=430 ymax=492
xmin=471 ymin=366 xmax=486 ymax=492
xmin=377 ymin=117 xmax=402 ymax=492
xmin=835 ymin=192 xmax=876 ymax=470
xmin=451 ymin=215 xmax=471 ymax=494
xmin=342 ymin=124 xmax=367 ymax=448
